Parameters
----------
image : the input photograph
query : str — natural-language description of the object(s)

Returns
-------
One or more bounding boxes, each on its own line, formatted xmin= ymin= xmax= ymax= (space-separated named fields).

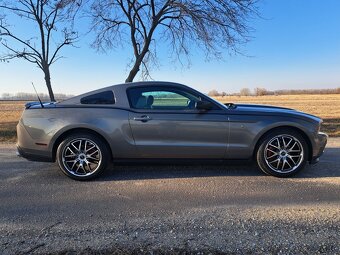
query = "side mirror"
xmin=196 ymin=101 xmax=213 ymax=111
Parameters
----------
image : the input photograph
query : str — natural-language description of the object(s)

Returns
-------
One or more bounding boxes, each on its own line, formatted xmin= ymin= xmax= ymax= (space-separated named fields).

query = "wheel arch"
xmin=252 ymin=125 xmax=313 ymax=162
xmin=51 ymin=127 xmax=113 ymax=162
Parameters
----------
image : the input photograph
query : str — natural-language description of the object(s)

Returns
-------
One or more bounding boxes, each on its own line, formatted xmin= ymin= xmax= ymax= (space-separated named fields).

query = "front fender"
xmin=251 ymin=120 xmax=315 ymax=152
xmin=227 ymin=114 xmax=317 ymax=159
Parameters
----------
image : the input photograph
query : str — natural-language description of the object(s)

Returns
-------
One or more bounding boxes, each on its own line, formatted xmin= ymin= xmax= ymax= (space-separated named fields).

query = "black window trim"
xmin=126 ymin=85 xmax=225 ymax=112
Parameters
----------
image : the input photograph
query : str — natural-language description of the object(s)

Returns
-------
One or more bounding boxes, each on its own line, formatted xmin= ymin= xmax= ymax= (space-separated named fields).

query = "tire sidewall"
xmin=256 ymin=129 xmax=309 ymax=177
xmin=56 ymin=133 xmax=110 ymax=180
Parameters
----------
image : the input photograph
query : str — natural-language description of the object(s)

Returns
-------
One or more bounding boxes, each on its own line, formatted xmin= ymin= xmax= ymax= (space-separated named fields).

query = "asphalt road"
xmin=1 ymin=139 xmax=340 ymax=254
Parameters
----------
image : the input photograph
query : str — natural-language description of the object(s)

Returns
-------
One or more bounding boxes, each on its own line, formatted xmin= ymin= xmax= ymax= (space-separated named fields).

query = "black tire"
xmin=56 ymin=132 xmax=110 ymax=180
xmin=256 ymin=129 xmax=309 ymax=177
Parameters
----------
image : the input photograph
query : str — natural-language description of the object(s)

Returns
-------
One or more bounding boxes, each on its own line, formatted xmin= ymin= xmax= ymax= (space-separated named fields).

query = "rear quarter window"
xmin=80 ymin=91 xmax=115 ymax=105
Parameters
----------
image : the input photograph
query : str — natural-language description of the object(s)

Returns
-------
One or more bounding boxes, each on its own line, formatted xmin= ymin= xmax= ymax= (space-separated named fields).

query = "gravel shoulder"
xmin=1 ymin=139 xmax=340 ymax=254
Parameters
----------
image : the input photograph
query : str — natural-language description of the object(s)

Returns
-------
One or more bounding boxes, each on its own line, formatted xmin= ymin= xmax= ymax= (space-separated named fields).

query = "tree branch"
xmin=91 ymin=0 xmax=258 ymax=82
xmin=0 ymin=25 xmax=41 ymax=56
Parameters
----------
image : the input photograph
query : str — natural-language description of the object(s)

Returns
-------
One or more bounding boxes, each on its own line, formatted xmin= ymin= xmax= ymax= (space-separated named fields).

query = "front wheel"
xmin=256 ymin=129 xmax=309 ymax=177
xmin=56 ymin=133 xmax=110 ymax=180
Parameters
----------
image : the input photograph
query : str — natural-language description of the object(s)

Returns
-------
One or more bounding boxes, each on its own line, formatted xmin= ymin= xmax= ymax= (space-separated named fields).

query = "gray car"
xmin=17 ymin=81 xmax=327 ymax=180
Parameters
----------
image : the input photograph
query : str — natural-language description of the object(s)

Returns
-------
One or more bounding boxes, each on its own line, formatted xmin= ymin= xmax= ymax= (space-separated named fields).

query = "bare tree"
xmin=240 ymin=87 xmax=251 ymax=96
xmin=90 ymin=0 xmax=258 ymax=83
xmin=208 ymin=89 xmax=220 ymax=97
xmin=254 ymin=87 xmax=267 ymax=96
xmin=0 ymin=0 xmax=80 ymax=101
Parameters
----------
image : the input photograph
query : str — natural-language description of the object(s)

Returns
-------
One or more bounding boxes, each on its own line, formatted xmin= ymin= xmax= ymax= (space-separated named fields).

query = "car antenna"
xmin=31 ymin=82 xmax=44 ymax=108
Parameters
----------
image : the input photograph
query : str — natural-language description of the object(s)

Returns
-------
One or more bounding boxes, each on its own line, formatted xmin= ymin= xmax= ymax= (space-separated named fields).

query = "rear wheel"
xmin=56 ymin=133 xmax=110 ymax=180
xmin=256 ymin=129 xmax=309 ymax=177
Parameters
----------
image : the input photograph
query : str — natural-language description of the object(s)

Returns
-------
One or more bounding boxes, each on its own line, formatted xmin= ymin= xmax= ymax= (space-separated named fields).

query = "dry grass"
xmin=0 ymin=94 xmax=339 ymax=142
xmin=0 ymin=101 xmax=25 ymax=142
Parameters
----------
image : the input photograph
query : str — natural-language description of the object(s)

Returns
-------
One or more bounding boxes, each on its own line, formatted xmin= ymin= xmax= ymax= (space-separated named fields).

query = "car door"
xmin=127 ymin=85 xmax=229 ymax=159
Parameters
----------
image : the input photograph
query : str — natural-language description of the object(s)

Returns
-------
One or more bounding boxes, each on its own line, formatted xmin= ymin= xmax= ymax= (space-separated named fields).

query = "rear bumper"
xmin=16 ymin=120 xmax=54 ymax=162
xmin=16 ymin=145 xmax=53 ymax=162
xmin=310 ymin=132 xmax=328 ymax=164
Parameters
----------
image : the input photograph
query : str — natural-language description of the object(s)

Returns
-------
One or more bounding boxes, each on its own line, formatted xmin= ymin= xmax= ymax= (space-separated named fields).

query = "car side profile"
xmin=17 ymin=81 xmax=328 ymax=180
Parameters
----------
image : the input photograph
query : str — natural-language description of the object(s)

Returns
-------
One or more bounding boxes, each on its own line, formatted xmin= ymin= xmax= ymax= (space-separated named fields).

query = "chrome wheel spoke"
xmin=65 ymin=159 xmax=77 ymax=163
xmin=277 ymin=158 xmax=281 ymax=169
xmin=84 ymin=160 xmax=91 ymax=171
xmin=285 ymin=138 xmax=293 ymax=149
xmin=267 ymin=153 xmax=278 ymax=159
xmin=281 ymin=159 xmax=286 ymax=170
xmin=269 ymin=158 xmax=279 ymax=164
xmin=75 ymin=163 xmax=82 ymax=173
xmin=270 ymin=141 xmax=280 ymax=150
xmin=287 ymin=155 xmax=296 ymax=167
xmin=86 ymin=145 xmax=95 ymax=153
xmin=71 ymin=143 xmax=79 ymax=153
xmin=87 ymin=155 xmax=99 ymax=160
xmin=71 ymin=160 xmax=78 ymax=170
xmin=88 ymin=150 xmax=99 ymax=157
xmin=65 ymin=147 xmax=76 ymax=156
xmin=78 ymin=140 xmax=82 ymax=152
xmin=287 ymin=141 xmax=297 ymax=152
xmin=87 ymin=157 xmax=99 ymax=163
xmin=276 ymin=138 xmax=281 ymax=149
xmin=65 ymin=154 xmax=76 ymax=158
xmin=267 ymin=148 xmax=278 ymax=155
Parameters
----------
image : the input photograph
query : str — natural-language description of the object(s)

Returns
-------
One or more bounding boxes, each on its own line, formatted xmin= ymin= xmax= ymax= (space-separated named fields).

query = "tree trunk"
xmin=125 ymin=18 xmax=159 ymax=83
xmin=125 ymin=32 xmax=155 ymax=83
xmin=43 ymin=65 xmax=55 ymax=101
xmin=125 ymin=59 xmax=142 ymax=82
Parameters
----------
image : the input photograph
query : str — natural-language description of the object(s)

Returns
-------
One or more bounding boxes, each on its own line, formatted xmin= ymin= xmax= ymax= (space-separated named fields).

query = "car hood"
xmin=227 ymin=103 xmax=321 ymax=123
xmin=236 ymin=103 xmax=294 ymax=111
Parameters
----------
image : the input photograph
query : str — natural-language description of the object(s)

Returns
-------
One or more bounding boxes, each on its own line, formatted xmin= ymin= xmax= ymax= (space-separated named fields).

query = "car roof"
xmin=58 ymin=81 xmax=189 ymax=106
xmin=113 ymin=81 xmax=186 ymax=89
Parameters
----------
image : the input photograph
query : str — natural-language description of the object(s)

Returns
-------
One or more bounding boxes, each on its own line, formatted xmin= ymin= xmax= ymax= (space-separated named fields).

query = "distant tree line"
xmin=208 ymin=87 xmax=340 ymax=97
xmin=0 ymin=92 xmax=73 ymax=101
xmin=273 ymin=88 xmax=340 ymax=95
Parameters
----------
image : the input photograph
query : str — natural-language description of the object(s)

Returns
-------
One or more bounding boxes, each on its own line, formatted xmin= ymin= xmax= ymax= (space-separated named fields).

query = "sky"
xmin=1 ymin=0 xmax=340 ymax=95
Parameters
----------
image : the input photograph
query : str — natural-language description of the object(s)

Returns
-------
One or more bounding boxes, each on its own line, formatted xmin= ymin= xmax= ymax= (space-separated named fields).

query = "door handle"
xmin=133 ymin=115 xmax=151 ymax=122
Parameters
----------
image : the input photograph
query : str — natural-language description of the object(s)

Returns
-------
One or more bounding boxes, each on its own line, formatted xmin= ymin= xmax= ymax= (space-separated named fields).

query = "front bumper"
xmin=310 ymin=132 xmax=328 ymax=164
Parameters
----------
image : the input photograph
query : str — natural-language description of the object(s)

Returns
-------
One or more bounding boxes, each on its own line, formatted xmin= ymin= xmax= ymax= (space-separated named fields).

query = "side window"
xmin=81 ymin=91 xmax=115 ymax=105
xmin=143 ymin=91 xmax=189 ymax=108
xmin=127 ymin=87 xmax=200 ymax=110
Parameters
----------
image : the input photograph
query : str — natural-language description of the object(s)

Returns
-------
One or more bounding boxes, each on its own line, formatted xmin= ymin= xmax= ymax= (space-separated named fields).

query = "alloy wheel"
xmin=264 ymin=134 xmax=304 ymax=173
xmin=62 ymin=138 xmax=102 ymax=177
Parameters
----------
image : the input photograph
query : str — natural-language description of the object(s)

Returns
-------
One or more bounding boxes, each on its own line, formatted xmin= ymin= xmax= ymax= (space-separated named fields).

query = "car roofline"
xmin=114 ymin=81 xmax=187 ymax=89
xmin=57 ymin=81 xmax=191 ymax=106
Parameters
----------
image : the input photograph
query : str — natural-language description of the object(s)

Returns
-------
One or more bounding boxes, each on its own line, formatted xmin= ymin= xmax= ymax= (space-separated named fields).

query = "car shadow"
xmin=97 ymin=160 xmax=262 ymax=181
xmin=95 ymin=147 xmax=340 ymax=181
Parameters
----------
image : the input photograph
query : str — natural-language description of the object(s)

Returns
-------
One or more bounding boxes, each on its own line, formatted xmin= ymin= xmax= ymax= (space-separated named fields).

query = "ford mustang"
xmin=17 ymin=81 xmax=328 ymax=180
